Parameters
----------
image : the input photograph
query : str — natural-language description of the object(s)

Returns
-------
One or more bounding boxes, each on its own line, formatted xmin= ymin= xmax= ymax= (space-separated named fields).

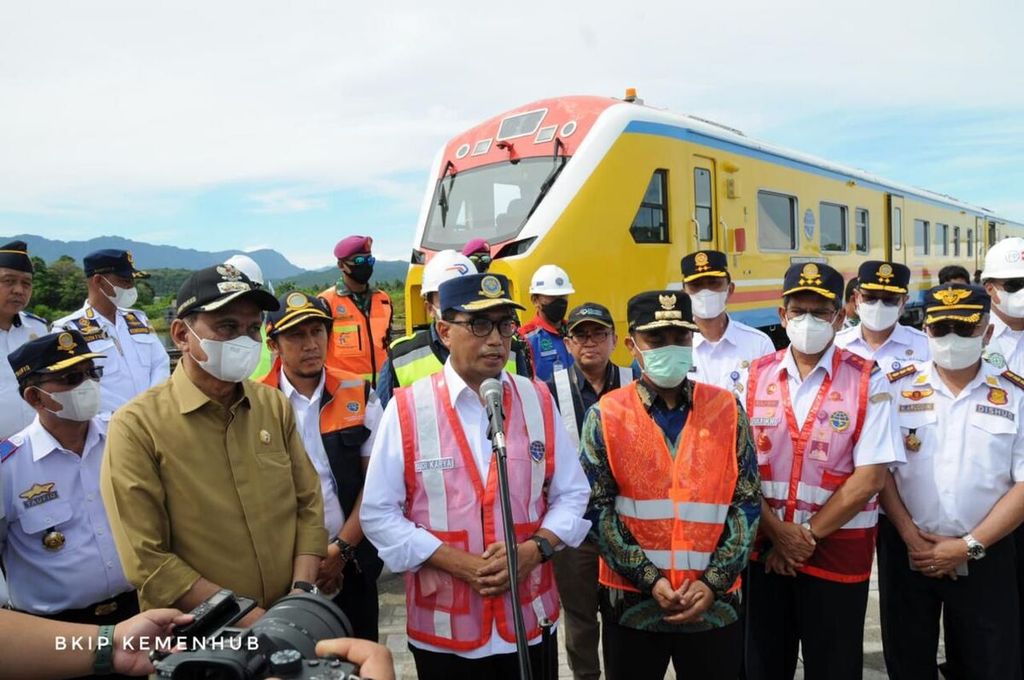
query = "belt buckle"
xmin=94 ymin=601 xmax=118 ymax=617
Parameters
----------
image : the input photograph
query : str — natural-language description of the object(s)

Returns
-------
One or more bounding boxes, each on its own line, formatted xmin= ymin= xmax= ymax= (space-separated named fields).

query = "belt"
xmin=32 ymin=590 xmax=140 ymax=624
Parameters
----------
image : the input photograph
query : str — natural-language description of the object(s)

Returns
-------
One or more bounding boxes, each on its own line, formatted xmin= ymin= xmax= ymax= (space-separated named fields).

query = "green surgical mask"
xmin=640 ymin=345 xmax=692 ymax=389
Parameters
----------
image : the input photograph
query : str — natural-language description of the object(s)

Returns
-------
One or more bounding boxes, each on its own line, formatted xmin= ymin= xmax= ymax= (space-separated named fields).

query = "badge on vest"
xmin=415 ymin=457 xmax=455 ymax=472
xmin=808 ymin=438 xmax=830 ymax=461
xmin=749 ymin=416 xmax=780 ymax=427
xmin=529 ymin=440 xmax=545 ymax=463
xmin=829 ymin=411 xmax=850 ymax=432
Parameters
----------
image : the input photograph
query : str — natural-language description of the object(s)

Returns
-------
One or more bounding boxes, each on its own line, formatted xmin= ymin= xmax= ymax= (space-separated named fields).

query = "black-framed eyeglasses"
xmin=345 ymin=255 xmax=375 ymax=267
xmin=38 ymin=366 xmax=104 ymax=387
xmin=469 ymin=254 xmax=492 ymax=266
xmin=928 ymin=321 xmax=978 ymax=338
xmin=450 ymin=317 xmax=519 ymax=338
xmin=1000 ymin=278 xmax=1024 ymax=294
xmin=859 ymin=294 xmax=902 ymax=307
xmin=569 ymin=329 xmax=611 ymax=344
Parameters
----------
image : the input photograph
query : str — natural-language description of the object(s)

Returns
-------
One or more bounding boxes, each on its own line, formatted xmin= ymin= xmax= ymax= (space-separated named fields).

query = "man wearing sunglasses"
xmin=0 ymin=240 xmax=48 ymax=441
xmin=1 ymin=330 xmax=140 ymax=652
xmin=361 ymin=273 xmax=591 ymax=679
xmin=835 ymin=261 xmax=930 ymax=373
xmin=878 ymin=284 xmax=1024 ymax=680
xmin=745 ymin=262 xmax=902 ymax=680
xmin=461 ymin=238 xmax=493 ymax=274
xmin=319 ymin=235 xmax=393 ymax=389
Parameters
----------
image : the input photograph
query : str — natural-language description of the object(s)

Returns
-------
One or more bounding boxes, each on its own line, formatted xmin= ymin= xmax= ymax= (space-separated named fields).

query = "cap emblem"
xmin=480 ymin=275 xmax=503 ymax=299
xmin=216 ymin=264 xmax=244 ymax=282
xmin=695 ymin=252 xmax=710 ymax=271
xmin=57 ymin=332 xmax=76 ymax=354
xmin=286 ymin=292 xmax=310 ymax=310
xmin=126 ymin=251 xmax=135 ymax=266
xmin=876 ymin=263 xmax=894 ymax=284
xmin=799 ymin=263 xmax=822 ymax=286
xmin=658 ymin=294 xmax=677 ymax=311
xmin=933 ymin=288 xmax=972 ymax=306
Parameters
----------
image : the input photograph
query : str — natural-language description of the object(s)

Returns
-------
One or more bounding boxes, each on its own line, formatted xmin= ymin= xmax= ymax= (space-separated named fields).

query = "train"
xmin=403 ymin=90 xmax=1023 ymax=359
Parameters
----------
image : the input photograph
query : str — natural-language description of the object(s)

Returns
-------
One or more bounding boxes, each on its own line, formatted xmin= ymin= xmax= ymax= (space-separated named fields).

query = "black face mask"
xmin=347 ymin=263 xmax=374 ymax=284
xmin=540 ymin=298 xmax=568 ymax=324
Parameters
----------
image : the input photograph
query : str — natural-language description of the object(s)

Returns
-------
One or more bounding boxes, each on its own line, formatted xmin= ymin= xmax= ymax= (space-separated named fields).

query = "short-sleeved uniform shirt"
xmin=0 ymin=312 xmax=48 ymax=439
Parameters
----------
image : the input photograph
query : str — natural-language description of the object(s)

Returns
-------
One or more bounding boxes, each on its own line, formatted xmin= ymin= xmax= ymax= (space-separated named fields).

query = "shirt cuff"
xmin=377 ymin=528 xmax=444 ymax=573
xmin=295 ymin=524 xmax=329 ymax=558
xmin=541 ymin=510 xmax=592 ymax=549
xmin=140 ymin=555 xmax=202 ymax=610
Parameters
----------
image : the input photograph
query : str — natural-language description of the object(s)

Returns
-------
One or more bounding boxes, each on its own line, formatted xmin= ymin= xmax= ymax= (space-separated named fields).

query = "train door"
xmin=886 ymin=194 xmax=905 ymax=263
xmin=976 ymin=216 xmax=987 ymax=270
xmin=692 ymin=157 xmax=719 ymax=251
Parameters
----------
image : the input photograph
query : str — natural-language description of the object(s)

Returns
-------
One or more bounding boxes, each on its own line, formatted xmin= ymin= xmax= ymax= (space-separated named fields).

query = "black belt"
xmin=32 ymin=590 xmax=140 ymax=625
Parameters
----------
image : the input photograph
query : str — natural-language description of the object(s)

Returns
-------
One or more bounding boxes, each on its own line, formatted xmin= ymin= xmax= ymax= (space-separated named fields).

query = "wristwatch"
xmin=530 ymin=535 xmax=555 ymax=563
xmin=330 ymin=536 xmax=357 ymax=562
xmin=292 ymin=580 xmax=320 ymax=595
xmin=800 ymin=521 xmax=819 ymax=542
xmin=963 ymin=533 xmax=986 ymax=561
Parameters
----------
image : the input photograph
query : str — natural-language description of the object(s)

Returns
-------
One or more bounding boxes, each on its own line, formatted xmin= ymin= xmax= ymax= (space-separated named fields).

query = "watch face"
xmin=968 ymin=544 xmax=985 ymax=559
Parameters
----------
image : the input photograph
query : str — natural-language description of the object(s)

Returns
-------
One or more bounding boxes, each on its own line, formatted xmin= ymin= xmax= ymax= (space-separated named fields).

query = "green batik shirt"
xmin=579 ymin=378 xmax=761 ymax=633
xmin=335 ymin=279 xmax=373 ymax=316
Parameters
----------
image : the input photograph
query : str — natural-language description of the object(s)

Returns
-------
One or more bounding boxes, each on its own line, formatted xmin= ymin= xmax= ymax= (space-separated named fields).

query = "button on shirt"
xmin=279 ymin=369 xmax=383 ymax=538
xmin=835 ymin=322 xmax=931 ymax=373
xmin=776 ymin=345 xmax=904 ymax=468
xmin=986 ymin=316 xmax=1024 ymax=374
xmin=892 ymin=360 xmax=1024 ymax=536
xmin=0 ymin=415 xmax=131 ymax=614
xmin=0 ymin=313 xmax=48 ymax=440
xmin=693 ymin=315 xmax=775 ymax=395
xmin=361 ymin=360 xmax=592 ymax=658
xmin=52 ymin=305 xmax=170 ymax=413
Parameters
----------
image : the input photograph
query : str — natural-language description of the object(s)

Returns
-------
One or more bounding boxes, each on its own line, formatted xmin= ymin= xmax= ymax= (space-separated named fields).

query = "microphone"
xmin=479 ymin=378 xmax=506 ymax=449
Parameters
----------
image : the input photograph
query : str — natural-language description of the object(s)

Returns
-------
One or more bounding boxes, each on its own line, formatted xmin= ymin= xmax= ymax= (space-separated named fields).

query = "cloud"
xmin=246 ymin=188 xmax=329 ymax=214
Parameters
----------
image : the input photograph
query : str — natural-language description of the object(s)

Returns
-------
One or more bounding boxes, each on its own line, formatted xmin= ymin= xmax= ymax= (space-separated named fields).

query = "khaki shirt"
xmin=100 ymin=365 xmax=326 ymax=610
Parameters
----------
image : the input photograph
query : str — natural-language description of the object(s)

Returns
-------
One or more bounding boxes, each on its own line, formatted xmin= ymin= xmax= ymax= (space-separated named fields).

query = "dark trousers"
xmin=745 ymin=563 xmax=868 ymax=680
xmin=409 ymin=633 xmax=557 ymax=680
xmin=552 ymin=539 xmax=601 ymax=680
xmin=1016 ymin=522 xmax=1024 ymax=677
xmin=602 ymin=618 xmax=742 ymax=680
xmin=333 ymin=559 xmax=379 ymax=641
xmin=877 ymin=516 xmax=1021 ymax=680
xmin=35 ymin=590 xmax=140 ymax=680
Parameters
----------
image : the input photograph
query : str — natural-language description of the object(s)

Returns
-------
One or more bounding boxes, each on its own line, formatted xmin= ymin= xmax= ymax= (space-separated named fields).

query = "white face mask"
xmin=857 ymin=300 xmax=902 ymax=332
xmin=103 ymin=277 xmax=138 ymax=309
xmin=786 ymin=313 xmax=836 ymax=354
xmin=187 ymin=324 xmax=262 ymax=383
xmin=690 ymin=289 xmax=728 ymax=320
xmin=993 ymin=288 xmax=1024 ymax=319
xmin=929 ymin=334 xmax=983 ymax=370
xmin=36 ymin=380 xmax=102 ymax=421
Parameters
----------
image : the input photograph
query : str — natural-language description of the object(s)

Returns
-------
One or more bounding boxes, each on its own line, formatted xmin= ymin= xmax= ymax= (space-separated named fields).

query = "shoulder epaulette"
xmin=23 ymin=311 xmax=48 ymax=325
xmin=0 ymin=438 xmax=21 ymax=462
xmin=1001 ymin=369 xmax=1024 ymax=391
xmin=887 ymin=364 xmax=917 ymax=383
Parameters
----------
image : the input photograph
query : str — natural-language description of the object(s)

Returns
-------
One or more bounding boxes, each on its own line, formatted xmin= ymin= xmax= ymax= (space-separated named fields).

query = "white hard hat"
xmin=224 ymin=254 xmax=265 ymax=287
xmin=422 ymin=250 xmax=475 ymax=297
xmin=529 ymin=264 xmax=575 ymax=295
xmin=981 ymin=237 xmax=1024 ymax=280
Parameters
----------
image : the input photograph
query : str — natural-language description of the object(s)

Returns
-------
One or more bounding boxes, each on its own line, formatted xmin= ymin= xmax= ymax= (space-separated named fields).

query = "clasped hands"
xmin=456 ymin=541 xmax=543 ymax=597
xmin=764 ymin=521 xmax=816 ymax=576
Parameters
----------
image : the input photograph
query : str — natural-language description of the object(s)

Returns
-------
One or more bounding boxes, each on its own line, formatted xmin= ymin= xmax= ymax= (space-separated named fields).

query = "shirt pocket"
xmin=89 ymin=337 xmax=121 ymax=376
xmin=254 ymin=448 xmax=297 ymax=499
xmin=17 ymin=498 xmax=76 ymax=549
xmin=897 ymin=408 xmax=938 ymax=459
xmin=967 ymin=406 xmax=1016 ymax=477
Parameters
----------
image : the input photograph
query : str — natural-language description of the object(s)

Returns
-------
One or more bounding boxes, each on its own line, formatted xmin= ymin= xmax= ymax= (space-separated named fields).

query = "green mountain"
xmin=279 ymin=260 xmax=409 ymax=291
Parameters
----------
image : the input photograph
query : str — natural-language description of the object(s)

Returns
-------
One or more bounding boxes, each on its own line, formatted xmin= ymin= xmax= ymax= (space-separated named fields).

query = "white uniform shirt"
xmin=361 ymin=360 xmax=592 ymax=658
xmin=891 ymin=360 xmax=1024 ymax=536
xmin=985 ymin=315 xmax=1024 ymax=374
xmin=52 ymin=304 xmax=170 ymax=413
xmin=0 ymin=415 xmax=132 ymax=614
xmin=693 ymin=315 xmax=775 ymax=395
xmin=776 ymin=344 xmax=905 ymax=468
xmin=0 ymin=312 xmax=48 ymax=439
xmin=279 ymin=368 xmax=383 ymax=538
xmin=835 ymin=322 xmax=931 ymax=373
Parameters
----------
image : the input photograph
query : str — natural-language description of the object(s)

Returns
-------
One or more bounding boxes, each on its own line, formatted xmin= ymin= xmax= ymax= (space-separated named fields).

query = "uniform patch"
xmin=988 ymin=387 xmax=1009 ymax=406
xmin=259 ymin=430 xmax=271 ymax=444
xmin=529 ymin=440 xmax=546 ymax=462
xmin=756 ymin=432 xmax=772 ymax=452
xmin=750 ymin=417 xmax=780 ymax=427
xmin=754 ymin=400 xmax=779 ymax=407
xmin=901 ymin=388 xmax=934 ymax=401
xmin=986 ymin=352 xmax=1007 ymax=369
xmin=1001 ymin=370 xmax=1024 ymax=391
xmin=891 ymin=361 xmax=901 ymax=370
xmin=415 ymin=457 xmax=455 ymax=472
xmin=767 ymin=384 xmax=778 ymax=394
xmin=976 ymin=404 xmax=1014 ymax=421
xmin=830 ymin=411 xmax=851 ymax=432
xmin=19 ymin=482 xmax=58 ymax=508
xmin=904 ymin=431 xmax=922 ymax=452
xmin=0 ymin=439 xmax=20 ymax=462
xmin=808 ymin=439 xmax=830 ymax=461
xmin=900 ymin=403 xmax=935 ymax=412
xmin=870 ymin=392 xmax=892 ymax=403
xmin=887 ymin=365 xmax=917 ymax=383
xmin=829 ymin=391 xmax=842 ymax=401
xmin=346 ymin=401 xmax=361 ymax=413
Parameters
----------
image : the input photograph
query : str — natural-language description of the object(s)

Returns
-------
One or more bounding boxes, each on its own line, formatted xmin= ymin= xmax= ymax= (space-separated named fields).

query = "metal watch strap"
xmin=93 ymin=624 xmax=116 ymax=675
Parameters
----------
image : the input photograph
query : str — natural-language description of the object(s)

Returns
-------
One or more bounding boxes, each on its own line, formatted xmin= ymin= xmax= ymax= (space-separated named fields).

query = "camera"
xmin=153 ymin=589 xmax=362 ymax=680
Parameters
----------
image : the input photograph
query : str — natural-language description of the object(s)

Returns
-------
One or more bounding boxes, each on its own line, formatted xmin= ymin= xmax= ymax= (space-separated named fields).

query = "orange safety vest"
xmin=598 ymin=381 xmax=740 ymax=593
xmin=319 ymin=287 xmax=392 ymax=387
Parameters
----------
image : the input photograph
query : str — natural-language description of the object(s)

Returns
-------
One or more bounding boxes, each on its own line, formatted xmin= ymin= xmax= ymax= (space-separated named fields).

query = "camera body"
xmin=153 ymin=589 xmax=361 ymax=680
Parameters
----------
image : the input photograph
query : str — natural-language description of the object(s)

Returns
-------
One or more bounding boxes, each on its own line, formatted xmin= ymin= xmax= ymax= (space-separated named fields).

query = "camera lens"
xmin=249 ymin=593 xmax=353 ymax=660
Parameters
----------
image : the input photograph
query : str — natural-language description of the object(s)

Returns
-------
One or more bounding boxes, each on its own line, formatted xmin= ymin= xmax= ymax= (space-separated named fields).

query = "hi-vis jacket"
xmin=319 ymin=287 xmax=392 ymax=387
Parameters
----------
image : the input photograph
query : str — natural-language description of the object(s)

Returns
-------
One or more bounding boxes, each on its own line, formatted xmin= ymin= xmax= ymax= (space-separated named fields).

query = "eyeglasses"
xmin=928 ymin=321 xmax=977 ymax=338
xmin=569 ymin=329 xmax=611 ymax=344
xmin=345 ymin=255 xmax=375 ymax=267
xmin=1000 ymin=278 xmax=1024 ymax=294
xmin=859 ymin=295 xmax=902 ymax=307
xmin=38 ymin=366 xmax=104 ymax=387
xmin=783 ymin=309 xmax=837 ymax=322
xmin=469 ymin=254 xmax=492 ymax=266
xmin=449 ymin=317 xmax=519 ymax=338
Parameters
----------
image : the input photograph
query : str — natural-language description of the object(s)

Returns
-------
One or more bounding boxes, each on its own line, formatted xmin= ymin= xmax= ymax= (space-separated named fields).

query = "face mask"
xmin=103 ymin=278 xmax=138 ymax=308
xmin=187 ymin=324 xmax=262 ymax=383
xmin=786 ymin=314 xmax=835 ymax=354
xmin=37 ymin=380 xmax=101 ymax=421
xmin=347 ymin=263 xmax=374 ymax=284
xmin=994 ymin=288 xmax=1024 ymax=319
xmin=541 ymin=299 xmax=568 ymax=323
xmin=690 ymin=289 xmax=728 ymax=320
xmin=857 ymin=300 xmax=901 ymax=332
xmin=640 ymin=345 xmax=693 ymax=389
xmin=929 ymin=334 xmax=983 ymax=370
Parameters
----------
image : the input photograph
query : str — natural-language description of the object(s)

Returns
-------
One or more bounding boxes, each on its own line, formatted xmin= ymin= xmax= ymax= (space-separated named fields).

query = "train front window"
xmin=422 ymin=157 xmax=566 ymax=250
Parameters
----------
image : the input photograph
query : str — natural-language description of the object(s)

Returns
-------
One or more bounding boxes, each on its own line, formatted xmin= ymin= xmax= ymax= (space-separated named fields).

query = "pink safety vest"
xmin=746 ymin=348 xmax=877 ymax=583
xmin=396 ymin=371 xmax=560 ymax=651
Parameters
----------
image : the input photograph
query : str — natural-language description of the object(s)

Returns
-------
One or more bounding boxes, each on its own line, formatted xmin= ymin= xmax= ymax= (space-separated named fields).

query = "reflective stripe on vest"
xmin=397 ymin=371 xmax=560 ymax=651
xmin=393 ymin=334 xmax=517 ymax=388
xmin=597 ymin=381 xmax=739 ymax=593
xmin=320 ymin=288 xmax=390 ymax=385
xmin=552 ymin=365 xmax=635 ymax=449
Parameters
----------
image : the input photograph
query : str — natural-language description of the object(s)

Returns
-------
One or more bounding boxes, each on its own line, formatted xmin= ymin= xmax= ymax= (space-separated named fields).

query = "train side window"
xmin=757 ymin=190 xmax=797 ymax=251
xmin=630 ymin=170 xmax=669 ymax=243
xmin=953 ymin=226 xmax=961 ymax=257
xmin=914 ymin=219 xmax=930 ymax=256
xmin=967 ymin=228 xmax=974 ymax=257
xmin=694 ymin=168 xmax=713 ymax=241
xmin=935 ymin=223 xmax=949 ymax=256
xmin=820 ymin=202 xmax=848 ymax=252
xmin=855 ymin=208 xmax=869 ymax=253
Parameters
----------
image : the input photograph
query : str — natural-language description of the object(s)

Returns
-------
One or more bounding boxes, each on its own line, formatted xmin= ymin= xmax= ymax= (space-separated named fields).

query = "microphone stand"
xmin=486 ymin=395 xmax=533 ymax=680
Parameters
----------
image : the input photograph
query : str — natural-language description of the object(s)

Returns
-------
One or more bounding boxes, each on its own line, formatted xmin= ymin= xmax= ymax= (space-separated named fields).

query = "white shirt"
xmin=0 ymin=312 xmax=48 ymax=440
xmin=986 ymin=315 xmax=1024 ymax=374
xmin=361 ymin=360 xmax=591 ymax=658
xmin=279 ymin=368 xmax=382 ymax=538
xmin=0 ymin=414 xmax=132 ymax=614
xmin=776 ymin=344 xmax=905 ymax=468
xmin=52 ymin=304 xmax=170 ymax=414
xmin=835 ymin=322 xmax=931 ymax=373
xmin=891 ymin=360 xmax=1024 ymax=536
xmin=693 ymin=315 xmax=775 ymax=395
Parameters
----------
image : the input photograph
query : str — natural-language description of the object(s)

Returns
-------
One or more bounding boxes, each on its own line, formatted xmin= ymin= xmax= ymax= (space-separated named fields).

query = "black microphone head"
xmin=479 ymin=378 xmax=503 ymax=403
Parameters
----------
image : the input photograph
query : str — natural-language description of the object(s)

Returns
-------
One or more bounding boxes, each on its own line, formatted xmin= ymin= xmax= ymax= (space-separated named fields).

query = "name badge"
xmin=976 ymin=405 xmax=1015 ymax=421
xmin=899 ymin=403 xmax=934 ymax=412
xmin=750 ymin=417 xmax=780 ymax=427
xmin=415 ymin=457 xmax=455 ymax=472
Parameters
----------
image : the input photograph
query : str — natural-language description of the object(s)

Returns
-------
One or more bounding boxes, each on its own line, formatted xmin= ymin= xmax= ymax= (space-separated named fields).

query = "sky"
xmin=1 ymin=0 xmax=1021 ymax=270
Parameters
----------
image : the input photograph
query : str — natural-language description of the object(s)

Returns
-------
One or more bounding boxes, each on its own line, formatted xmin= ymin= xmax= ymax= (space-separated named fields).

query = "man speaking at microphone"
xmin=361 ymin=272 xmax=591 ymax=679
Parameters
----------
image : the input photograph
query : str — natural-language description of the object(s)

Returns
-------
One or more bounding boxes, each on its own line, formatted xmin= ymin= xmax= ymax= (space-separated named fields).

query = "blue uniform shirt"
xmin=521 ymin=318 xmax=573 ymax=382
